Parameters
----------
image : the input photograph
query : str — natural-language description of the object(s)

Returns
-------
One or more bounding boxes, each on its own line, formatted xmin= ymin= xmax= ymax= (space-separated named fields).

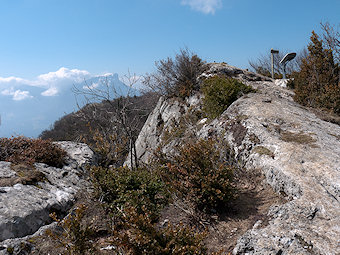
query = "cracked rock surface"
xmin=129 ymin=63 xmax=340 ymax=254
xmin=0 ymin=142 xmax=96 ymax=250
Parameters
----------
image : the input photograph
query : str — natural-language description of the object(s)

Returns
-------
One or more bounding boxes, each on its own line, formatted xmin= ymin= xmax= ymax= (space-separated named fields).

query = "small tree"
xmin=293 ymin=31 xmax=340 ymax=114
xmin=144 ymin=48 xmax=206 ymax=98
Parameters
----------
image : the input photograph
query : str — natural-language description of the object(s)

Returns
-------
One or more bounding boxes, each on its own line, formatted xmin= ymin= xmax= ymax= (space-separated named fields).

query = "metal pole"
xmin=283 ymin=63 xmax=287 ymax=79
xmin=270 ymin=49 xmax=279 ymax=79
xmin=271 ymin=50 xmax=274 ymax=79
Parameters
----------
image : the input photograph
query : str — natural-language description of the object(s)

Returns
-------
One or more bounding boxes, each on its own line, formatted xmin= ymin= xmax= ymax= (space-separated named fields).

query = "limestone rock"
xmin=129 ymin=63 xmax=340 ymax=254
xmin=124 ymin=93 xmax=203 ymax=167
xmin=0 ymin=142 xmax=95 ymax=249
xmin=216 ymin=82 xmax=340 ymax=255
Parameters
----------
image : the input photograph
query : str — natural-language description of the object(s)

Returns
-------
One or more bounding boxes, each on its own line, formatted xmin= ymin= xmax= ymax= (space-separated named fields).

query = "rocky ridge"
xmin=0 ymin=142 xmax=96 ymax=253
xmin=128 ymin=63 xmax=340 ymax=254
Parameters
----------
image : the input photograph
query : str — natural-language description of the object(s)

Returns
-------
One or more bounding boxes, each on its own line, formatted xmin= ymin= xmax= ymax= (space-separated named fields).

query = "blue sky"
xmin=0 ymin=0 xmax=339 ymax=137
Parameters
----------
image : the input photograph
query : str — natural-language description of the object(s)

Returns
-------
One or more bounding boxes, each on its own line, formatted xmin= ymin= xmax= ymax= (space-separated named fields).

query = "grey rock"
xmin=55 ymin=141 xmax=97 ymax=168
xmin=0 ymin=162 xmax=15 ymax=179
xmin=202 ymin=79 xmax=340 ymax=254
xmin=0 ymin=222 xmax=57 ymax=255
xmin=124 ymin=93 xmax=203 ymax=167
xmin=129 ymin=63 xmax=340 ymax=254
xmin=198 ymin=62 xmax=272 ymax=83
xmin=0 ymin=142 xmax=95 ymax=245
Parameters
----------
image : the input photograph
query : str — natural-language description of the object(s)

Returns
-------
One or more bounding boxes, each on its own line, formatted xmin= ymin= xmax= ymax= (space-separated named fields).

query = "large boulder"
xmin=128 ymin=63 xmax=340 ymax=254
xmin=0 ymin=142 xmax=96 ymax=247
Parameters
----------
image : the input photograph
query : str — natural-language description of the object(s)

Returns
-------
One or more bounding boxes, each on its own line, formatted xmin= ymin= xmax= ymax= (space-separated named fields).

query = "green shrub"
xmin=90 ymin=166 xmax=170 ymax=221
xmin=202 ymin=76 xmax=254 ymax=118
xmin=90 ymin=165 xmax=210 ymax=254
xmin=161 ymin=139 xmax=235 ymax=212
xmin=0 ymin=136 xmax=66 ymax=168
xmin=113 ymin=206 xmax=208 ymax=255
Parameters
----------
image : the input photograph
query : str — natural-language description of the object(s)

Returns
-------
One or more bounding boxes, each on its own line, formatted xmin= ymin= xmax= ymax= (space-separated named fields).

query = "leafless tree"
xmin=72 ymin=72 xmax=156 ymax=169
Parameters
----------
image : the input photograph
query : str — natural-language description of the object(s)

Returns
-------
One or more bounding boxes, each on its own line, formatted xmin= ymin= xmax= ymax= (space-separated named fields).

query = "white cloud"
xmin=41 ymin=87 xmax=58 ymax=96
xmin=0 ymin=67 xmax=92 ymax=98
xmin=13 ymin=90 xmax=32 ymax=101
xmin=1 ymin=89 xmax=12 ymax=96
xmin=1 ymin=88 xmax=33 ymax=101
xmin=37 ymin=67 xmax=90 ymax=84
xmin=0 ymin=76 xmax=28 ymax=83
xmin=181 ymin=0 xmax=222 ymax=14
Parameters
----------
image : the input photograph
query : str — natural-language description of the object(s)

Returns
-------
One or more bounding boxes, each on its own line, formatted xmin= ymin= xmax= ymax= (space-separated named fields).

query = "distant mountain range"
xmin=0 ymin=74 xmax=139 ymax=138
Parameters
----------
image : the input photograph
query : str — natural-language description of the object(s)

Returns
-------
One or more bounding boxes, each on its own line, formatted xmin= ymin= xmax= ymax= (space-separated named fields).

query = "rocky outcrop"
xmin=0 ymin=142 xmax=96 ymax=252
xmin=124 ymin=93 xmax=203 ymax=167
xmin=128 ymin=63 xmax=340 ymax=254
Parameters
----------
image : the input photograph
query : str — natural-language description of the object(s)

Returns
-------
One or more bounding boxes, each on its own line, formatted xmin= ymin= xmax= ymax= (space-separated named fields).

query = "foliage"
xmin=292 ymin=31 xmax=340 ymax=114
xmin=202 ymin=76 xmax=254 ymax=119
xmin=86 ymin=125 xmax=129 ymax=168
xmin=113 ymin=206 xmax=208 ymax=255
xmin=144 ymin=48 xmax=206 ymax=99
xmin=0 ymin=136 xmax=66 ymax=168
xmin=160 ymin=139 xmax=235 ymax=212
xmin=89 ymin=165 xmax=210 ymax=254
xmin=91 ymin=166 xmax=170 ymax=221
xmin=48 ymin=204 xmax=96 ymax=255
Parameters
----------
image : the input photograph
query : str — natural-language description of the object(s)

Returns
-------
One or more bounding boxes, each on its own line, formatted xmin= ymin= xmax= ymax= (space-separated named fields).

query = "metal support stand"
xmin=280 ymin=52 xmax=296 ymax=80
xmin=270 ymin=49 xmax=279 ymax=79
xmin=282 ymin=62 xmax=287 ymax=79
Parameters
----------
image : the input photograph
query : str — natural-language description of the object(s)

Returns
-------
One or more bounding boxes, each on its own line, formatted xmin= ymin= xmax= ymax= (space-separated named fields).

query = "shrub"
xmin=90 ymin=166 xmax=170 ymax=221
xmin=202 ymin=76 xmax=254 ymax=118
xmin=85 ymin=126 xmax=129 ymax=168
xmin=90 ymin=165 xmax=210 ymax=254
xmin=0 ymin=136 xmax=66 ymax=168
xmin=48 ymin=204 xmax=96 ymax=255
xmin=144 ymin=48 xmax=206 ymax=99
xmin=113 ymin=206 xmax=208 ymax=255
xmin=161 ymin=139 xmax=235 ymax=212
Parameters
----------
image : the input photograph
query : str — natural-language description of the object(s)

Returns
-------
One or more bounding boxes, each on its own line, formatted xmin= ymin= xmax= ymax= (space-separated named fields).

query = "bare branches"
xmin=249 ymin=50 xmax=300 ymax=78
xmin=71 ymin=73 xmax=156 ymax=169
xmin=143 ymin=48 xmax=206 ymax=98
xmin=320 ymin=22 xmax=340 ymax=63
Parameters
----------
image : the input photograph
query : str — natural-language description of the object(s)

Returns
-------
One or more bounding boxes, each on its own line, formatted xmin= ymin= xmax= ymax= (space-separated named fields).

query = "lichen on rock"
xmin=0 ymin=142 xmax=96 ymax=252
xmin=127 ymin=63 xmax=340 ymax=254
